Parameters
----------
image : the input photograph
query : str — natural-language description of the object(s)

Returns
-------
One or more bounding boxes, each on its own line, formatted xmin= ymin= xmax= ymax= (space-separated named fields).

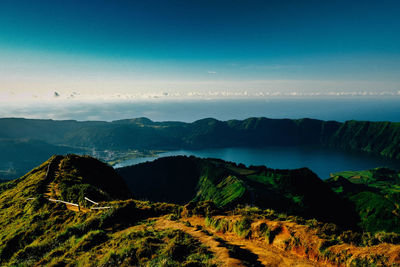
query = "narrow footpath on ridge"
xmin=113 ymin=215 xmax=326 ymax=267
xmin=43 ymin=156 xmax=90 ymax=212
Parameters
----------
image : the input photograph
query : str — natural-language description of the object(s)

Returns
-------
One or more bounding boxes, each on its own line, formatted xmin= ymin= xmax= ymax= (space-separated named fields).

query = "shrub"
xmin=56 ymin=224 xmax=86 ymax=243
xmin=182 ymin=201 xmax=220 ymax=217
xmin=259 ymin=223 xmax=271 ymax=243
xmin=233 ymin=217 xmax=253 ymax=238
xmin=338 ymin=230 xmax=362 ymax=245
xmin=75 ymin=230 xmax=108 ymax=252
xmin=205 ymin=217 xmax=230 ymax=233
xmin=373 ymin=231 xmax=400 ymax=244
xmin=166 ymin=214 xmax=179 ymax=221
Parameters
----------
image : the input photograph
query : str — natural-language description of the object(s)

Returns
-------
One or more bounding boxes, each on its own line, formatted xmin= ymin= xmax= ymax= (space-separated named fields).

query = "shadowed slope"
xmin=117 ymin=156 xmax=359 ymax=228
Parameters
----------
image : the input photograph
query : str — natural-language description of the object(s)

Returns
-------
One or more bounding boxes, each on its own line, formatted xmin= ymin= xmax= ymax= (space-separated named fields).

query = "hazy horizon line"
xmin=1 ymin=90 xmax=400 ymax=104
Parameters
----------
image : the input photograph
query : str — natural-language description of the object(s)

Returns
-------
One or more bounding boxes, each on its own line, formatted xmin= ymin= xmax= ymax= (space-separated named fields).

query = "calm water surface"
xmin=114 ymin=146 xmax=400 ymax=179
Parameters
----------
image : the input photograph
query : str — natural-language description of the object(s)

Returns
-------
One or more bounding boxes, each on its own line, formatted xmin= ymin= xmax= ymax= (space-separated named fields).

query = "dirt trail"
xmin=45 ymin=181 xmax=60 ymax=198
xmin=43 ymin=157 xmax=90 ymax=213
xmin=65 ymin=203 xmax=90 ymax=213
xmin=187 ymin=216 xmax=328 ymax=267
xmin=44 ymin=157 xmax=62 ymax=199
xmin=213 ymin=230 xmax=321 ymax=267
xmin=155 ymin=217 xmax=245 ymax=266
xmin=155 ymin=217 xmax=324 ymax=267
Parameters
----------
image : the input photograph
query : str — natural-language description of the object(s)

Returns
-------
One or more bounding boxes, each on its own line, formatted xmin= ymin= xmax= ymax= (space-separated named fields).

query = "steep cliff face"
xmin=327 ymin=120 xmax=400 ymax=159
xmin=183 ymin=117 xmax=342 ymax=148
xmin=2 ymin=117 xmax=400 ymax=181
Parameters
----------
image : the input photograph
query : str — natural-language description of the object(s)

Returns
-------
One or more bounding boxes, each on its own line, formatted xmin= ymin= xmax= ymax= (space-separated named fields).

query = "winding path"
xmin=43 ymin=156 xmax=91 ymax=212
xmin=155 ymin=217 xmax=245 ymax=266
xmin=152 ymin=216 xmax=325 ymax=267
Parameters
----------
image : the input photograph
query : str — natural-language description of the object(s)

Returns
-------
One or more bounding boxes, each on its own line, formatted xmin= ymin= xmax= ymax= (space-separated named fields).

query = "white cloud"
xmin=207 ymin=71 xmax=217 ymax=74
xmin=0 ymin=78 xmax=399 ymax=104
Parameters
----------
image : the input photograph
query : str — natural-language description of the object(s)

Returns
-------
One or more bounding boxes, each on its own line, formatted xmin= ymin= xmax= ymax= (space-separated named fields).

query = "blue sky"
xmin=0 ymin=0 xmax=400 ymax=101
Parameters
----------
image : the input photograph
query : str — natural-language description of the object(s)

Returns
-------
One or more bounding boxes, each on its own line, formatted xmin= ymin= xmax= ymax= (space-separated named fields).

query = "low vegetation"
xmin=199 ymin=205 xmax=400 ymax=266
xmin=119 ymin=156 xmax=358 ymax=228
xmin=328 ymin=167 xmax=400 ymax=234
xmin=1 ymin=155 xmax=400 ymax=266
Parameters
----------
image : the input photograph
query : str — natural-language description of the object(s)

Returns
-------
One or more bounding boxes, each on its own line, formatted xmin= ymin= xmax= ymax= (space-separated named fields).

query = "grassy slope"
xmin=1 ymin=155 xmax=400 ymax=266
xmin=116 ymin=156 xmax=201 ymax=204
xmin=197 ymin=207 xmax=400 ymax=266
xmin=327 ymin=168 xmax=400 ymax=233
xmin=329 ymin=120 xmax=400 ymax=159
xmin=119 ymin=155 xmax=400 ymax=234
xmin=56 ymin=154 xmax=132 ymax=204
xmin=0 ymin=155 xmax=215 ymax=266
xmin=118 ymin=156 xmax=359 ymax=228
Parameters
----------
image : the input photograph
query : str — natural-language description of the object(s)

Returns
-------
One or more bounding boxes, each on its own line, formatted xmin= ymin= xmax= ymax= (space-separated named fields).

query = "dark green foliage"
xmin=205 ymin=217 xmax=231 ymax=234
xmin=74 ymin=230 xmax=108 ymax=252
xmin=162 ymin=231 xmax=202 ymax=261
xmin=349 ymin=191 xmax=400 ymax=233
xmin=327 ymin=168 xmax=400 ymax=234
xmin=318 ymin=223 xmax=341 ymax=238
xmin=117 ymin=156 xmax=201 ymax=204
xmin=194 ymin=174 xmax=247 ymax=208
xmin=329 ymin=120 xmax=400 ymax=159
xmin=0 ymin=117 xmax=340 ymax=151
xmin=337 ymin=230 xmax=362 ymax=245
xmin=94 ymin=200 xmax=180 ymax=230
xmin=99 ymin=229 xmax=215 ymax=267
xmin=60 ymin=183 xmax=110 ymax=205
xmin=3 ymin=117 xmax=400 ymax=184
xmin=58 ymin=154 xmax=132 ymax=201
xmin=233 ymin=217 xmax=253 ymax=238
xmin=0 ymin=178 xmax=19 ymax=194
xmin=120 ymin=156 xmax=359 ymax=228
xmin=2 ymin=116 xmax=398 ymax=160
xmin=258 ymin=167 xmax=359 ymax=227
xmin=259 ymin=223 xmax=271 ymax=243
xmin=183 ymin=201 xmax=221 ymax=217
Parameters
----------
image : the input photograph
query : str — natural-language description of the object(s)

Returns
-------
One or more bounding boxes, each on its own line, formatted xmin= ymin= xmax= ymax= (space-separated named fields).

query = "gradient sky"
xmin=1 ymin=0 xmax=400 ymax=101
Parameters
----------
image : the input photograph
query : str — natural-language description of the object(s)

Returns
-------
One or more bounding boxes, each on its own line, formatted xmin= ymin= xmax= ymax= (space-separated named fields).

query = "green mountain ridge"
xmin=117 ymin=156 xmax=359 ymax=229
xmin=0 ymin=154 xmax=131 ymax=205
xmin=117 ymin=155 xmax=400 ymax=234
xmin=0 ymin=155 xmax=183 ymax=266
xmin=0 ymin=138 xmax=82 ymax=179
xmin=1 ymin=155 xmax=400 ymax=266
xmin=2 ymin=117 xmax=400 ymax=179
xmin=327 ymin=168 xmax=400 ymax=233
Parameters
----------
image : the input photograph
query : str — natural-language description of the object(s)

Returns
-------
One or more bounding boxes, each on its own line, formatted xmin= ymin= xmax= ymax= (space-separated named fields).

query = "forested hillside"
xmin=1 ymin=117 xmax=400 ymax=179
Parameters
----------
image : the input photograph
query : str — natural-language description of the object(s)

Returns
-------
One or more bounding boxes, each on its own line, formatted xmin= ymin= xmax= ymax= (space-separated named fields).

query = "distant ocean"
xmin=2 ymin=97 xmax=400 ymax=122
